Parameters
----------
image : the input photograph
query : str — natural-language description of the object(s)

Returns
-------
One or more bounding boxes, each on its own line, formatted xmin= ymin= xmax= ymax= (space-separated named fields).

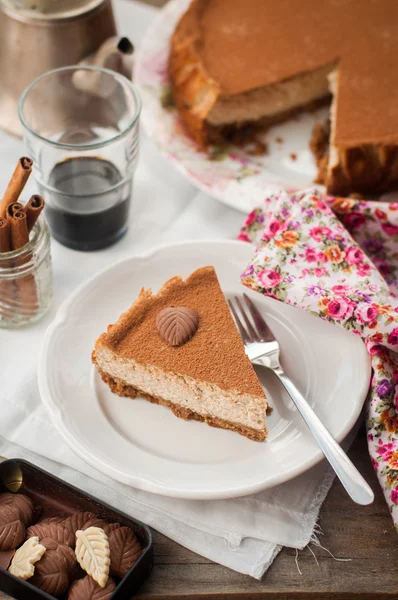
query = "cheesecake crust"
xmin=96 ymin=367 xmax=267 ymax=442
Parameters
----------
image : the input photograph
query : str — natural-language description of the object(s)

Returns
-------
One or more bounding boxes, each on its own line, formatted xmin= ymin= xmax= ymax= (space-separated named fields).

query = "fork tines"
xmin=228 ymin=294 xmax=275 ymax=344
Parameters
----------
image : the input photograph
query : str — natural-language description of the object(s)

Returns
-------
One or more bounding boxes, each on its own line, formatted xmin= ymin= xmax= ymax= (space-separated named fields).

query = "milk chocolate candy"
xmin=108 ymin=526 xmax=141 ymax=579
xmin=156 ymin=306 xmax=199 ymax=346
xmin=0 ymin=505 xmax=25 ymax=550
xmin=68 ymin=575 xmax=116 ymax=600
xmin=40 ymin=537 xmax=76 ymax=576
xmin=30 ymin=549 xmax=69 ymax=598
xmin=0 ymin=493 xmax=34 ymax=526
xmin=27 ymin=521 xmax=75 ymax=548
xmin=63 ymin=512 xmax=96 ymax=536
xmin=0 ymin=458 xmax=152 ymax=600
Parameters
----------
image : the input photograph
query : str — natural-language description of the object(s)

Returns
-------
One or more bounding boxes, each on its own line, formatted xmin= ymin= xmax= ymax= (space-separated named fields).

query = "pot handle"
xmin=72 ymin=36 xmax=134 ymax=97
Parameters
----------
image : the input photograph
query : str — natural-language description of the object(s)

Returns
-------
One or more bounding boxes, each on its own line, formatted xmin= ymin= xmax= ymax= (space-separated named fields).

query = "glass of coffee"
xmin=18 ymin=66 xmax=141 ymax=251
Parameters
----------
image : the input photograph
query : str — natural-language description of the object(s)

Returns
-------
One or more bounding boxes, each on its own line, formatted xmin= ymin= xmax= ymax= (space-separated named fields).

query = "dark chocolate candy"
xmin=0 ymin=493 xmax=34 ymax=526
xmin=30 ymin=549 xmax=69 ymax=598
xmin=68 ymin=575 xmax=116 ymax=600
xmin=0 ymin=505 xmax=25 ymax=550
xmin=108 ymin=526 xmax=141 ymax=579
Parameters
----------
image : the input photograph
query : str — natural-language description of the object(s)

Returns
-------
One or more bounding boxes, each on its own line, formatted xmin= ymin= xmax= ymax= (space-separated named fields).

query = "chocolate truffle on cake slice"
xmin=93 ymin=267 xmax=268 ymax=441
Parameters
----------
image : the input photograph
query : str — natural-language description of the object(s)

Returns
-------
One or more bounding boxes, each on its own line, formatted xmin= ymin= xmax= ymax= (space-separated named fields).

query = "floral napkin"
xmin=239 ymin=189 xmax=398 ymax=529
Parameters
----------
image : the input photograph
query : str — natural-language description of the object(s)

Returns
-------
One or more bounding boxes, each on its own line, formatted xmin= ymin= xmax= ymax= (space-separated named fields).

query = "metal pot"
xmin=0 ymin=0 xmax=119 ymax=136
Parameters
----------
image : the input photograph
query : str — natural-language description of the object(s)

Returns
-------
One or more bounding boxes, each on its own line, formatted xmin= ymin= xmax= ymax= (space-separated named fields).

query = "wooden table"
xmin=134 ymin=432 xmax=398 ymax=599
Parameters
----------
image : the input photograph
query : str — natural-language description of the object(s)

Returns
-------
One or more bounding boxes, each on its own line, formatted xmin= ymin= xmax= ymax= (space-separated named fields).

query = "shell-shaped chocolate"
xmin=156 ymin=307 xmax=199 ymax=346
xmin=0 ymin=493 xmax=34 ymax=526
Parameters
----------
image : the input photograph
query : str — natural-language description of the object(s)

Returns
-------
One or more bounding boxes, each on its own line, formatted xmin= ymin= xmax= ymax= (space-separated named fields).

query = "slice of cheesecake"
xmin=93 ymin=267 xmax=268 ymax=441
xmin=169 ymin=0 xmax=398 ymax=196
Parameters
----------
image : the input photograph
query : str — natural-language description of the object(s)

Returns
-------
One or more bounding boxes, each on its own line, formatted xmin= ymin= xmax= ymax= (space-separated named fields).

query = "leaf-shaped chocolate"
xmin=108 ymin=526 xmax=141 ymax=579
xmin=103 ymin=523 xmax=120 ymax=536
xmin=0 ymin=505 xmax=25 ymax=550
xmin=40 ymin=537 xmax=76 ymax=575
xmin=82 ymin=518 xmax=108 ymax=531
xmin=8 ymin=537 xmax=46 ymax=580
xmin=27 ymin=521 xmax=75 ymax=548
xmin=82 ymin=520 xmax=121 ymax=537
xmin=68 ymin=575 xmax=116 ymax=600
xmin=0 ymin=493 xmax=34 ymax=526
xmin=63 ymin=512 xmax=96 ymax=536
xmin=30 ymin=549 xmax=69 ymax=598
xmin=0 ymin=549 xmax=16 ymax=570
xmin=75 ymin=527 xmax=110 ymax=588
xmin=39 ymin=517 xmax=65 ymax=525
xmin=156 ymin=307 xmax=199 ymax=346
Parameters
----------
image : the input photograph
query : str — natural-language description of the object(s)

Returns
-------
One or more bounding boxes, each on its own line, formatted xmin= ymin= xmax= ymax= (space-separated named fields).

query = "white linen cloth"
xmin=0 ymin=0 xmax=338 ymax=578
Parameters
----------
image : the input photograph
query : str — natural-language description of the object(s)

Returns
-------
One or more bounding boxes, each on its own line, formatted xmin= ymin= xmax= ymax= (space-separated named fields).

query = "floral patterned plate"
xmin=134 ymin=0 xmax=328 ymax=214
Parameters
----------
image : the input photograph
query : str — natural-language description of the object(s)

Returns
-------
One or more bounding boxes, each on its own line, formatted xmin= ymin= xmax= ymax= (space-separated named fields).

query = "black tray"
xmin=0 ymin=459 xmax=153 ymax=599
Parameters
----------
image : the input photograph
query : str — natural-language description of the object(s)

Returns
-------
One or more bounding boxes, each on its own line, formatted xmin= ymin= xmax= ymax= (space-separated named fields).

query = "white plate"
xmin=38 ymin=240 xmax=371 ymax=499
xmin=134 ymin=0 xmax=327 ymax=214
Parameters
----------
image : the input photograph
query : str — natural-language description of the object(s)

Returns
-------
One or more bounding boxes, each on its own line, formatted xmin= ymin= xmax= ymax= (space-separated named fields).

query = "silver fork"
xmin=229 ymin=293 xmax=374 ymax=506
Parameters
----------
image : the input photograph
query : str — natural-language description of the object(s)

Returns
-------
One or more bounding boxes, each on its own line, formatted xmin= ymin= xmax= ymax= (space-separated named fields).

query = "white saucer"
xmin=38 ymin=240 xmax=371 ymax=499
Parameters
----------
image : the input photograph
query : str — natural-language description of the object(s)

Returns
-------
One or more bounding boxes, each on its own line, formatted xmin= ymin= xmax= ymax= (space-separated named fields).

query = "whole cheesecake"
xmin=93 ymin=267 xmax=268 ymax=441
xmin=169 ymin=0 xmax=398 ymax=196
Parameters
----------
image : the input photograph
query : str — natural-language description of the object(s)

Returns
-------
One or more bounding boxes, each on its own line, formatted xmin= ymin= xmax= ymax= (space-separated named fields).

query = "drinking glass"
xmin=18 ymin=65 xmax=141 ymax=251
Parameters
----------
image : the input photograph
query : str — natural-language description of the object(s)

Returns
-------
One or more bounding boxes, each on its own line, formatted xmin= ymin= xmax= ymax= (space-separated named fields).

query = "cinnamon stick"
xmin=9 ymin=210 xmax=29 ymax=251
xmin=0 ymin=217 xmax=10 ymax=253
xmin=8 ymin=209 xmax=38 ymax=312
xmin=6 ymin=202 xmax=24 ymax=219
xmin=0 ymin=157 xmax=33 ymax=218
xmin=25 ymin=195 xmax=45 ymax=232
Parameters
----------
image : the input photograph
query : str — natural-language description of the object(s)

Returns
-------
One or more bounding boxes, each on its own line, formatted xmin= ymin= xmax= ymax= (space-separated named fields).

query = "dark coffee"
xmin=43 ymin=156 xmax=132 ymax=251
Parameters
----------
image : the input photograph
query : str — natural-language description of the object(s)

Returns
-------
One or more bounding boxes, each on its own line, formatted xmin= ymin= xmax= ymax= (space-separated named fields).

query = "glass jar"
xmin=0 ymin=217 xmax=52 ymax=327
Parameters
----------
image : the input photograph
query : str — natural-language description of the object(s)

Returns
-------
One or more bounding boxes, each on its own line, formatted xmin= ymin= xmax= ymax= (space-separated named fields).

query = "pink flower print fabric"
xmin=240 ymin=189 xmax=398 ymax=530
